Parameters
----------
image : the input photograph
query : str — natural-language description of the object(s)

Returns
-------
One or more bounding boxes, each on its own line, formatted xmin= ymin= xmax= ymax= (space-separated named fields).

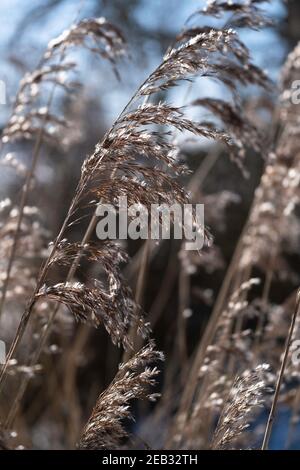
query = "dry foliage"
xmin=0 ymin=0 xmax=299 ymax=451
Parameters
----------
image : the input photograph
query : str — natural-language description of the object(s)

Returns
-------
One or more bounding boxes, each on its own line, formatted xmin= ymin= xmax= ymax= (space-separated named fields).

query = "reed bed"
xmin=0 ymin=0 xmax=299 ymax=450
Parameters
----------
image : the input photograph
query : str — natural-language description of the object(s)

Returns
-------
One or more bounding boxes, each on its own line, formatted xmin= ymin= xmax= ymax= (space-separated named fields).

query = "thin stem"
xmin=122 ymin=238 xmax=151 ymax=363
xmin=261 ymin=291 xmax=300 ymax=450
xmin=4 ymin=215 xmax=97 ymax=426
xmin=0 ymin=55 xmax=62 ymax=320
xmin=177 ymin=217 xmax=250 ymax=419
xmin=0 ymin=78 xmax=145 ymax=358
xmin=149 ymin=249 xmax=178 ymax=327
xmin=0 ymin=61 xmax=161 ymax=406
xmin=177 ymin=259 xmax=189 ymax=366
xmin=0 ymin=192 xmax=81 ymax=391
xmin=253 ymin=250 xmax=276 ymax=359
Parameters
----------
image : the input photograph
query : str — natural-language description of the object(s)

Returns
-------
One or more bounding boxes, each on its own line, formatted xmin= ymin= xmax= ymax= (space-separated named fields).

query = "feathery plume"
xmin=212 ymin=364 xmax=271 ymax=449
xmin=79 ymin=343 xmax=163 ymax=449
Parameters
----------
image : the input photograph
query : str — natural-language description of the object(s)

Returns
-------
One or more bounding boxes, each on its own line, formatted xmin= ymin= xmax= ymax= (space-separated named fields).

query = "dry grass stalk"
xmin=212 ymin=364 xmax=271 ymax=449
xmin=262 ymin=292 xmax=300 ymax=449
xmin=1 ymin=0 xmax=268 ymax=389
xmin=0 ymin=17 xmax=127 ymax=322
xmin=169 ymin=0 xmax=271 ymax=440
xmin=79 ymin=342 xmax=163 ymax=450
xmin=1 ymin=0 xmax=298 ymax=452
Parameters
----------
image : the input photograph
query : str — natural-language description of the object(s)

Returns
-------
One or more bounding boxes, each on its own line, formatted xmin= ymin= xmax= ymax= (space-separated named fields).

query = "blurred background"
xmin=0 ymin=0 xmax=300 ymax=450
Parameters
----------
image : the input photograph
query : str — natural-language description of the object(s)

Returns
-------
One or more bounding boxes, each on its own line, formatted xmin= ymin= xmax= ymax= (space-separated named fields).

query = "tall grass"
xmin=0 ymin=0 xmax=299 ymax=450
